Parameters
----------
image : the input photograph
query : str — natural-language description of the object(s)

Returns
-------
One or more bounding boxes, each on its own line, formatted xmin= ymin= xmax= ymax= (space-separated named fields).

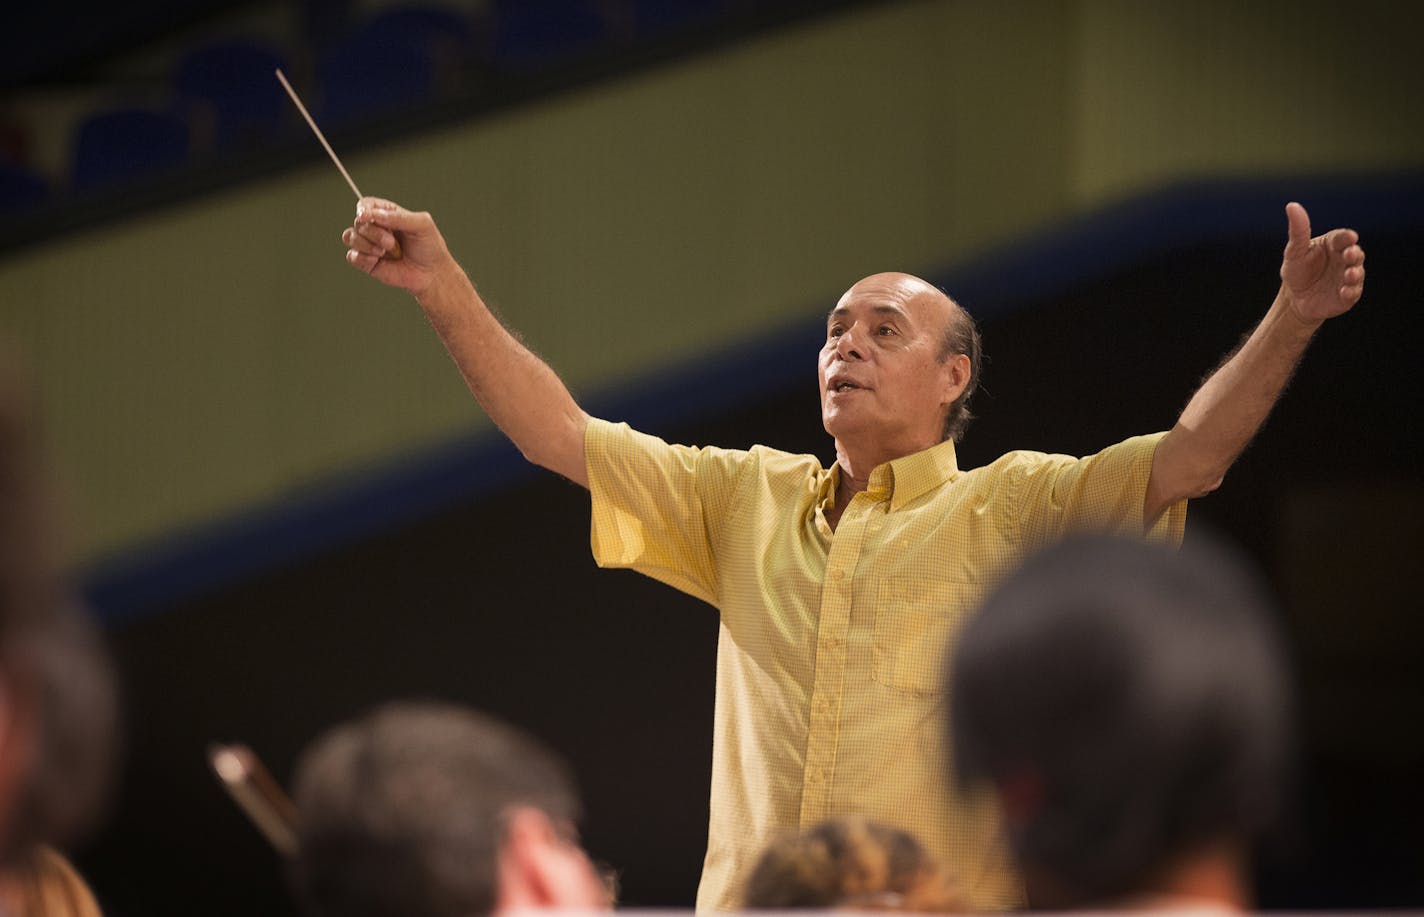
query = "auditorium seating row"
xmin=0 ymin=0 xmax=742 ymax=216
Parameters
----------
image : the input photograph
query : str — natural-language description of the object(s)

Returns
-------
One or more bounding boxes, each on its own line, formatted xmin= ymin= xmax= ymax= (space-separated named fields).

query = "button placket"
xmin=800 ymin=492 xmax=875 ymax=825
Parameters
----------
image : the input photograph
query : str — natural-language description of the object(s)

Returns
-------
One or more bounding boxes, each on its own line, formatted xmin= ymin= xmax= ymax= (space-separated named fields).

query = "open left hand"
xmin=1280 ymin=201 xmax=1366 ymax=323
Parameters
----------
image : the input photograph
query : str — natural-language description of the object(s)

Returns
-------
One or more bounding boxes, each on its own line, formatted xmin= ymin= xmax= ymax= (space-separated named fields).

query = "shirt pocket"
xmin=872 ymin=578 xmax=975 ymax=696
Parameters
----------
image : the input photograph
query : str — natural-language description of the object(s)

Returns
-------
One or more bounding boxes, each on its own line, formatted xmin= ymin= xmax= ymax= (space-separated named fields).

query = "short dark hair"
xmin=292 ymin=702 xmax=581 ymax=917
xmin=937 ymin=303 xmax=982 ymax=443
xmin=946 ymin=534 xmax=1292 ymax=908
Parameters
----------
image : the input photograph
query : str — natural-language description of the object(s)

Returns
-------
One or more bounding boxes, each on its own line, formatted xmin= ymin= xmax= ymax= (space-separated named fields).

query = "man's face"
xmin=819 ymin=273 xmax=961 ymax=459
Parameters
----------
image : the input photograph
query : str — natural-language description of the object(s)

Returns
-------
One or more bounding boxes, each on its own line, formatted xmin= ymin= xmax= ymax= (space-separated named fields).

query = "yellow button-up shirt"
xmin=585 ymin=419 xmax=1187 ymax=912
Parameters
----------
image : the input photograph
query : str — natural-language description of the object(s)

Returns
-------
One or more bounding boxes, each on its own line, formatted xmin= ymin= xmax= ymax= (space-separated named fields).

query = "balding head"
xmin=820 ymin=274 xmax=982 ymax=466
xmin=857 ymin=275 xmax=981 ymax=444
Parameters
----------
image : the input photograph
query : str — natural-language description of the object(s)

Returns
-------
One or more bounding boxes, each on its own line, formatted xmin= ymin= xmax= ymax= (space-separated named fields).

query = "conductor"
xmin=342 ymin=199 xmax=1364 ymax=910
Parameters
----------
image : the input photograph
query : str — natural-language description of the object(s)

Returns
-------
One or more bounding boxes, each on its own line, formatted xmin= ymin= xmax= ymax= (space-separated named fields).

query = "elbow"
xmin=517 ymin=439 xmax=573 ymax=476
xmin=1195 ymin=473 xmax=1225 ymax=498
xmin=514 ymin=440 xmax=546 ymax=468
xmin=518 ymin=442 xmax=586 ymax=487
xmin=1146 ymin=459 xmax=1225 ymax=517
xmin=514 ymin=410 xmax=590 ymax=485
xmin=1159 ymin=448 xmax=1229 ymax=504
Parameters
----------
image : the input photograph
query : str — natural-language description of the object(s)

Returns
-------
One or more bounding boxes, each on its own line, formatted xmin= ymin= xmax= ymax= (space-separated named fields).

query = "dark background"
xmin=78 ymin=213 xmax=1424 ymax=914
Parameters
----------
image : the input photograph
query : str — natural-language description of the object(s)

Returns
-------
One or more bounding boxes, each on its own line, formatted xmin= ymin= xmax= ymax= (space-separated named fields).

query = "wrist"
xmin=414 ymin=259 xmax=470 ymax=309
xmin=1275 ymin=285 xmax=1325 ymax=334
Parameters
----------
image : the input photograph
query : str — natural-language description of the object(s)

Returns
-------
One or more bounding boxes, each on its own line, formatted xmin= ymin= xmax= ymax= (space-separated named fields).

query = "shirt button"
xmin=827 ymin=567 xmax=844 ymax=582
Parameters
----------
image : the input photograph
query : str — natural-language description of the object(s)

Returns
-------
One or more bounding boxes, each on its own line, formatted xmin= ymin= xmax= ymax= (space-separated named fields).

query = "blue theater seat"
xmin=0 ymin=161 xmax=50 ymax=214
xmin=492 ymin=0 xmax=609 ymax=74
xmin=632 ymin=0 xmax=728 ymax=37
xmin=72 ymin=107 xmax=192 ymax=192
xmin=315 ymin=5 xmax=478 ymax=127
xmin=174 ymin=39 xmax=292 ymax=152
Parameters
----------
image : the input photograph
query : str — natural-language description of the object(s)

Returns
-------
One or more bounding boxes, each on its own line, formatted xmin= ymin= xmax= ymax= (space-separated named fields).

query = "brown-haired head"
xmin=292 ymin=701 xmax=603 ymax=917
xmin=742 ymin=815 xmax=964 ymax=911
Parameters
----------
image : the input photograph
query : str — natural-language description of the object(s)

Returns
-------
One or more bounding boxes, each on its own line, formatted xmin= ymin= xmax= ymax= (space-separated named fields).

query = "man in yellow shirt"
xmin=341 ymin=200 xmax=1365 ymax=910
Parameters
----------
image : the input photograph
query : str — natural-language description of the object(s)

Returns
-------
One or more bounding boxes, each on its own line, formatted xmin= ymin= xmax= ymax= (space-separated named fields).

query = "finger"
xmin=346 ymin=248 xmax=381 ymax=274
xmin=352 ymin=221 xmax=397 ymax=255
xmin=355 ymin=196 xmax=399 ymax=224
xmin=1327 ymin=228 xmax=1359 ymax=251
xmin=357 ymin=198 xmax=431 ymax=234
xmin=1285 ymin=201 xmax=1312 ymax=253
xmin=1340 ymin=264 xmax=1365 ymax=302
xmin=343 ymin=226 xmax=384 ymax=257
xmin=1343 ymin=244 xmax=1365 ymax=266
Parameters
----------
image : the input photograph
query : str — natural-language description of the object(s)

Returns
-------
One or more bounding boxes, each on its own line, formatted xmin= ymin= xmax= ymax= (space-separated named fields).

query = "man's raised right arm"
xmin=343 ymin=197 xmax=591 ymax=487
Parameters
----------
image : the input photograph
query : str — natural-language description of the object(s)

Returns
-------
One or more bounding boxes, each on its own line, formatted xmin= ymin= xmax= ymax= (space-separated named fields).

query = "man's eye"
xmin=828 ymin=327 xmax=844 ymax=337
xmin=877 ymin=326 xmax=895 ymax=336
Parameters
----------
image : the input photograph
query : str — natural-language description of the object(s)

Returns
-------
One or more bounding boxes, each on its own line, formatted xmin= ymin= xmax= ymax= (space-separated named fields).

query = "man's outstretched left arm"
xmin=1144 ymin=202 xmax=1367 ymax=523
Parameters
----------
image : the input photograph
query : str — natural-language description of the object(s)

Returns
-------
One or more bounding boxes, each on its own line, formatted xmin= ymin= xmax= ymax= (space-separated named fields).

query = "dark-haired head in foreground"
xmin=742 ymin=815 xmax=964 ymax=912
xmin=292 ymin=701 xmax=607 ymax=917
xmin=947 ymin=534 xmax=1292 ymax=911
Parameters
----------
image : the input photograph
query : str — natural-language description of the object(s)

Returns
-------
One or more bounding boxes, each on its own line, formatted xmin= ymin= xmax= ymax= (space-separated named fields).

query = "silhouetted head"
xmin=947 ymin=534 xmax=1292 ymax=909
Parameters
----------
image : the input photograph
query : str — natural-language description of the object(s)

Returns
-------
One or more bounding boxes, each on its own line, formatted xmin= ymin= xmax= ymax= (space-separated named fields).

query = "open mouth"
xmin=831 ymin=380 xmax=863 ymax=393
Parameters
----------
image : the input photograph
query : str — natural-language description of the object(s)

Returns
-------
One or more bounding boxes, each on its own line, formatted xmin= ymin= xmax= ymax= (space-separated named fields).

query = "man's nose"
xmin=836 ymin=325 xmax=865 ymax=361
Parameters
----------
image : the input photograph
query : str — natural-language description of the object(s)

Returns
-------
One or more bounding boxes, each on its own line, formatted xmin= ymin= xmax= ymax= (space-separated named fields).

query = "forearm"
xmin=1147 ymin=286 xmax=1319 ymax=514
xmin=1140 ymin=201 xmax=1364 ymax=521
xmin=416 ymin=265 xmax=590 ymax=487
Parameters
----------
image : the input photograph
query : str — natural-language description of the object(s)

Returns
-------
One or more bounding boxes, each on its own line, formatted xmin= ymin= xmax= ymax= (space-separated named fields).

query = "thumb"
xmin=1284 ymin=201 xmax=1312 ymax=255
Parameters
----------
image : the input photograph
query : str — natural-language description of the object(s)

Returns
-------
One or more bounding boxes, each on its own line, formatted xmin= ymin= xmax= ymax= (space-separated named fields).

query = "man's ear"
xmin=942 ymin=352 xmax=971 ymax=405
xmin=496 ymin=806 xmax=605 ymax=912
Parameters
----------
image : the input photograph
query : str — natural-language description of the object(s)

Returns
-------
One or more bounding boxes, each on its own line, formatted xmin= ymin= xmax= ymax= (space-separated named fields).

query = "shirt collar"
xmin=826 ymin=438 xmax=961 ymax=513
xmin=887 ymin=437 xmax=961 ymax=511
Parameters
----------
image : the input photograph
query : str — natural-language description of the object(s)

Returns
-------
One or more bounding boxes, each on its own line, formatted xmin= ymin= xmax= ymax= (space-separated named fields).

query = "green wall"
xmin=2 ymin=0 xmax=1420 ymax=564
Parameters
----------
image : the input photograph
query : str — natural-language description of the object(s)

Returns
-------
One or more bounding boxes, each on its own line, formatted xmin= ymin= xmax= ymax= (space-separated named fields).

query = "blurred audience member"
xmin=742 ymin=815 xmax=965 ymax=911
xmin=947 ymin=534 xmax=1293 ymax=911
xmin=10 ymin=602 xmax=118 ymax=856
xmin=291 ymin=701 xmax=608 ymax=917
xmin=0 ymin=357 xmax=118 ymax=861
xmin=0 ymin=844 xmax=103 ymax=917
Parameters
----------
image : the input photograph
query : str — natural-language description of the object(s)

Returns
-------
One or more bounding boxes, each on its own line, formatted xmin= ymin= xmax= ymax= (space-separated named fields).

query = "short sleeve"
xmin=584 ymin=418 xmax=749 ymax=606
xmin=1009 ymin=432 xmax=1187 ymax=548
